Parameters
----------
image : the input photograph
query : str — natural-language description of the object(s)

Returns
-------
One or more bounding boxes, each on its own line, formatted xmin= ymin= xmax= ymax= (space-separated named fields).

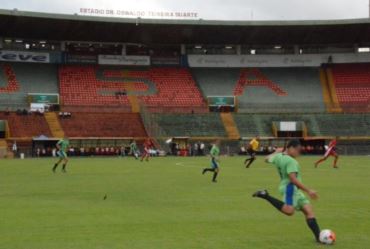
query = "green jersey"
xmin=130 ymin=142 xmax=137 ymax=151
xmin=57 ymin=139 xmax=69 ymax=152
xmin=268 ymin=152 xmax=309 ymax=210
xmin=210 ymin=145 xmax=220 ymax=158
xmin=268 ymin=152 xmax=302 ymax=190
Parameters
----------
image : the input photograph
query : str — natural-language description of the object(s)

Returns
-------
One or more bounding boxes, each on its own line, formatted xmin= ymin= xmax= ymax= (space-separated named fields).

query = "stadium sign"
xmin=98 ymin=55 xmax=150 ymax=66
xmin=151 ymin=56 xmax=180 ymax=66
xmin=65 ymin=54 xmax=97 ymax=64
xmin=188 ymin=53 xmax=370 ymax=67
xmin=0 ymin=50 xmax=50 ymax=63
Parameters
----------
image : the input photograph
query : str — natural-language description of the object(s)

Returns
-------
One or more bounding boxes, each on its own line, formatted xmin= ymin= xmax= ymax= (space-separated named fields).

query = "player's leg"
xmin=140 ymin=151 xmax=146 ymax=161
xmin=246 ymin=153 xmax=256 ymax=168
xmin=52 ymin=151 xmax=64 ymax=172
xmin=202 ymin=158 xmax=216 ymax=175
xmin=253 ymin=183 xmax=299 ymax=216
xmin=212 ymin=160 xmax=219 ymax=182
xmin=332 ymin=153 xmax=339 ymax=168
xmin=301 ymin=204 xmax=321 ymax=242
xmin=62 ymin=155 xmax=69 ymax=172
xmin=314 ymin=156 xmax=327 ymax=168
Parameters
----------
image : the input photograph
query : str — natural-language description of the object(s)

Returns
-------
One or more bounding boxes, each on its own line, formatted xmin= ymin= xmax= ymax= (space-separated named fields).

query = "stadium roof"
xmin=1 ymin=9 xmax=370 ymax=45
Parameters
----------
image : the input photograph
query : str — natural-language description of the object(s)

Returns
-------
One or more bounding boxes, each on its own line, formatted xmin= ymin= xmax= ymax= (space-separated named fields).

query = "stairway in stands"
xmin=220 ymin=113 xmax=240 ymax=139
xmin=44 ymin=112 xmax=65 ymax=138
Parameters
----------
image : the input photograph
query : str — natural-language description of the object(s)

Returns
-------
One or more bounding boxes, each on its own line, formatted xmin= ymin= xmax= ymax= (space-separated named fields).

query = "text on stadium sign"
xmin=0 ymin=51 xmax=49 ymax=63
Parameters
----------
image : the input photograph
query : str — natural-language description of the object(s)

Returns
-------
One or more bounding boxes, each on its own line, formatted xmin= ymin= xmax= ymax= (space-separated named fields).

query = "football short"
xmin=280 ymin=183 xmax=310 ymax=210
xmin=57 ymin=151 xmax=68 ymax=159
xmin=247 ymin=149 xmax=257 ymax=157
xmin=211 ymin=158 xmax=219 ymax=169
xmin=324 ymin=148 xmax=337 ymax=158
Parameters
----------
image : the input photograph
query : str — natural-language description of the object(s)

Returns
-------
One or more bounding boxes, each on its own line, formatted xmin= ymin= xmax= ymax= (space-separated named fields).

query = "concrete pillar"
xmin=236 ymin=45 xmax=241 ymax=55
xmin=181 ymin=44 xmax=186 ymax=55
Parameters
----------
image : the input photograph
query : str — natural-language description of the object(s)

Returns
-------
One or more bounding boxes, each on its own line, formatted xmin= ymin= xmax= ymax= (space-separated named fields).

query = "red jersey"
xmin=328 ymin=140 xmax=337 ymax=149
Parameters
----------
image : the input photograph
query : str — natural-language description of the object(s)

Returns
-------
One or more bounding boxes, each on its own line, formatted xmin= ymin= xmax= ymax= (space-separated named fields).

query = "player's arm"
xmin=56 ymin=141 xmax=61 ymax=150
xmin=288 ymin=173 xmax=318 ymax=200
xmin=265 ymin=147 xmax=284 ymax=163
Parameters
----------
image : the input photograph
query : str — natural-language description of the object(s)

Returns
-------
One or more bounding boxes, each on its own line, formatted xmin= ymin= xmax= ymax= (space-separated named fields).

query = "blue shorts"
xmin=57 ymin=151 xmax=68 ymax=159
xmin=211 ymin=158 xmax=219 ymax=169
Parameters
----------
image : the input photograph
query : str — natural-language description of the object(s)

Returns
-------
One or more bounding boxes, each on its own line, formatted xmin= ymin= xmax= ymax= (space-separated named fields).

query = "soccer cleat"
xmin=103 ymin=195 xmax=107 ymax=200
xmin=212 ymin=179 xmax=217 ymax=183
xmin=62 ymin=169 xmax=67 ymax=173
xmin=202 ymin=169 xmax=207 ymax=175
xmin=252 ymin=190 xmax=269 ymax=198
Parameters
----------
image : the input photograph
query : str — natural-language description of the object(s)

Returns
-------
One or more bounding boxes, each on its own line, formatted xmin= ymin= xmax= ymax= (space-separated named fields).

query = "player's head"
xmin=255 ymin=135 xmax=260 ymax=140
xmin=214 ymin=139 xmax=221 ymax=146
xmin=286 ymin=139 xmax=302 ymax=158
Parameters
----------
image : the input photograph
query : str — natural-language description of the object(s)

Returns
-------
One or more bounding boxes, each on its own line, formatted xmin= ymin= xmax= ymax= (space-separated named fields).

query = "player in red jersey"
xmin=314 ymin=137 xmax=339 ymax=168
xmin=141 ymin=138 xmax=153 ymax=162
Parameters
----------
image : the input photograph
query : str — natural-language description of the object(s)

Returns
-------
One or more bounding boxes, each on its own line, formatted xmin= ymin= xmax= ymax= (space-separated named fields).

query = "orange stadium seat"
xmin=59 ymin=66 xmax=206 ymax=110
xmin=58 ymin=113 xmax=147 ymax=137
xmin=0 ymin=113 xmax=51 ymax=138
xmin=331 ymin=63 xmax=370 ymax=111
xmin=233 ymin=68 xmax=287 ymax=96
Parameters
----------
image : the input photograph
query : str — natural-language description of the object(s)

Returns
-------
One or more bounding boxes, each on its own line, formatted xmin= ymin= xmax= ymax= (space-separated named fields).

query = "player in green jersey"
xmin=202 ymin=140 xmax=220 ymax=182
xmin=130 ymin=140 xmax=139 ymax=160
xmin=252 ymin=140 xmax=322 ymax=243
xmin=52 ymin=138 xmax=70 ymax=173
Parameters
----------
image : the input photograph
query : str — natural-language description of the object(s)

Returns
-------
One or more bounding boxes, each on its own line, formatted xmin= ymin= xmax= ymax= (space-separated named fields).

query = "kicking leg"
xmin=252 ymin=190 xmax=295 ymax=216
xmin=302 ymin=204 xmax=321 ymax=242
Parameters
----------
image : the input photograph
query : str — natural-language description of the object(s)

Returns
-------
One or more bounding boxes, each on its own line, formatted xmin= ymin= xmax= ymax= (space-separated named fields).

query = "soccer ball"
xmin=319 ymin=229 xmax=336 ymax=245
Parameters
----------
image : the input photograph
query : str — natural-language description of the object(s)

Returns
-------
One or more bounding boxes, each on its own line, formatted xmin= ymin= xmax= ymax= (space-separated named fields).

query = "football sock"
xmin=52 ymin=163 xmax=58 ymax=171
xmin=261 ymin=194 xmax=285 ymax=211
xmin=62 ymin=164 xmax=66 ymax=170
xmin=203 ymin=168 xmax=214 ymax=173
xmin=306 ymin=218 xmax=321 ymax=241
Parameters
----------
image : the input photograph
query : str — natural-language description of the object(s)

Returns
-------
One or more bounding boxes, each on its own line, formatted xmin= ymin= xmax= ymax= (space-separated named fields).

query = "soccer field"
xmin=0 ymin=156 xmax=369 ymax=249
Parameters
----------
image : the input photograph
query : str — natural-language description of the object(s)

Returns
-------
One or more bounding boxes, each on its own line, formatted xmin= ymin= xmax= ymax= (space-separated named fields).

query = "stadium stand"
xmin=192 ymin=67 xmax=326 ymax=113
xmin=234 ymin=113 xmax=370 ymax=137
xmin=150 ymin=113 xmax=226 ymax=137
xmin=59 ymin=66 xmax=206 ymax=111
xmin=0 ymin=63 xmax=59 ymax=110
xmin=0 ymin=112 xmax=52 ymax=138
xmin=330 ymin=63 xmax=370 ymax=112
xmin=58 ymin=113 xmax=147 ymax=137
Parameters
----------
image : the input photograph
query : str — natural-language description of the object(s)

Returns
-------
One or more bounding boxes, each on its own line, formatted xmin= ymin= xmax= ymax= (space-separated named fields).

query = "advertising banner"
xmin=98 ymin=55 xmax=150 ymax=65
xmin=151 ymin=56 xmax=180 ymax=66
xmin=0 ymin=50 xmax=50 ymax=63
xmin=65 ymin=54 xmax=97 ymax=64
xmin=188 ymin=53 xmax=370 ymax=68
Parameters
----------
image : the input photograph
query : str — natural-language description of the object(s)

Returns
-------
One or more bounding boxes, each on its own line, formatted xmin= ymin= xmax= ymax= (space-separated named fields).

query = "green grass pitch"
xmin=0 ymin=156 xmax=369 ymax=249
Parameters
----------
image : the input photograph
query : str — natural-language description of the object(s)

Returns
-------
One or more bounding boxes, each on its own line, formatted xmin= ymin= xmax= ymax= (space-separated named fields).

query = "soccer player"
xmin=140 ymin=138 xmax=152 ymax=162
xmin=202 ymin=140 xmax=220 ymax=182
xmin=52 ymin=137 xmax=70 ymax=173
xmin=130 ymin=140 xmax=139 ymax=159
xmin=252 ymin=140 xmax=323 ymax=243
xmin=315 ymin=137 xmax=339 ymax=168
xmin=244 ymin=136 xmax=260 ymax=168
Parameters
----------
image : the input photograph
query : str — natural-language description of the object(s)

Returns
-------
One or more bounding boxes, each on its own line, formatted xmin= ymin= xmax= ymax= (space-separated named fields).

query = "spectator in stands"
xmin=200 ymin=142 xmax=205 ymax=155
xmin=5 ymin=107 xmax=10 ymax=115
xmin=12 ymin=141 xmax=17 ymax=156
